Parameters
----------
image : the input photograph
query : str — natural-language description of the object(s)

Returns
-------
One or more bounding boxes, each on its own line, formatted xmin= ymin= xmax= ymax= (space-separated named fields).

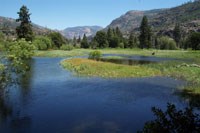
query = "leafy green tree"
xmin=109 ymin=36 xmax=120 ymax=48
xmin=81 ymin=34 xmax=89 ymax=48
xmin=48 ymin=32 xmax=66 ymax=49
xmin=94 ymin=31 xmax=108 ymax=48
xmin=33 ymin=36 xmax=52 ymax=50
xmin=90 ymin=40 xmax=98 ymax=49
xmin=173 ymin=23 xmax=181 ymax=48
xmin=7 ymin=39 xmax=35 ymax=73
xmin=188 ymin=32 xmax=200 ymax=50
xmin=139 ymin=16 xmax=152 ymax=49
xmin=139 ymin=103 xmax=200 ymax=133
xmin=16 ymin=5 xmax=33 ymax=41
xmin=158 ymin=36 xmax=177 ymax=50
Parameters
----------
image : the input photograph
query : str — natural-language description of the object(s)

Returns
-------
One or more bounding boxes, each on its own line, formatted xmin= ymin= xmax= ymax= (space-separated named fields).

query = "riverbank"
xmin=34 ymin=49 xmax=200 ymax=62
xmin=60 ymin=53 xmax=200 ymax=94
xmin=34 ymin=49 xmax=200 ymax=94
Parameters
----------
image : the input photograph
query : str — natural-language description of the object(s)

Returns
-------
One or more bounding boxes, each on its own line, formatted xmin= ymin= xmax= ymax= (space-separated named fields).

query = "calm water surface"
xmin=0 ymin=57 xmax=188 ymax=133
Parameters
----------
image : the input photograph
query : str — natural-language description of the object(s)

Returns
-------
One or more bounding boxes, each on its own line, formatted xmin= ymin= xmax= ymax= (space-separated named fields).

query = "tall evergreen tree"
xmin=139 ymin=16 xmax=152 ymax=49
xmin=116 ymin=27 xmax=123 ymax=41
xmin=77 ymin=35 xmax=81 ymax=44
xmin=154 ymin=37 xmax=160 ymax=49
xmin=16 ymin=5 xmax=33 ymax=41
xmin=128 ymin=32 xmax=135 ymax=48
xmin=107 ymin=28 xmax=114 ymax=46
xmin=81 ymin=34 xmax=89 ymax=48
xmin=173 ymin=23 xmax=181 ymax=48
xmin=73 ymin=36 xmax=77 ymax=47
xmin=94 ymin=31 xmax=108 ymax=48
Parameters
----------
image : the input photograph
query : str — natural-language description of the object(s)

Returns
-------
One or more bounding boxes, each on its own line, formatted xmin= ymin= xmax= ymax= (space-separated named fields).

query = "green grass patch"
xmin=61 ymin=58 xmax=161 ymax=78
xmin=34 ymin=49 xmax=92 ymax=57
xmin=61 ymin=58 xmax=200 ymax=94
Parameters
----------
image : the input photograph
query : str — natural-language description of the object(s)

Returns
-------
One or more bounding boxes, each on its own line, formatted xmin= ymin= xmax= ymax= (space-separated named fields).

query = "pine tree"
xmin=107 ymin=28 xmax=114 ymax=47
xmin=81 ymin=34 xmax=89 ymax=48
xmin=77 ymin=35 xmax=81 ymax=44
xmin=139 ymin=16 xmax=152 ymax=49
xmin=128 ymin=32 xmax=135 ymax=48
xmin=94 ymin=31 xmax=108 ymax=48
xmin=73 ymin=36 xmax=77 ymax=47
xmin=154 ymin=37 xmax=160 ymax=49
xmin=173 ymin=23 xmax=181 ymax=48
xmin=16 ymin=5 xmax=33 ymax=41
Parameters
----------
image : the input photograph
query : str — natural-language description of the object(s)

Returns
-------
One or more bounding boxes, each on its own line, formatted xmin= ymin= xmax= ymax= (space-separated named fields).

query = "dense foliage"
xmin=16 ymin=5 xmax=33 ymax=41
xmin=88 ymin=51 xmax=102 ymax=60
xmin=48 ymin=32 xmax=67 ymax=49
xmin=158 ymin=36 xmax=177 ymax=50
xmin=81 ymin=34 xmax=89 ymax=48
xmin=139 ymin=103 xmax=200 ymax=133
xmin=187 ymin=32 xmax=200 ymax=50
xmin=33 ymin=36 xmax=52 ymax=50
xmin=7 ymin=39 xmax=35 ymax=73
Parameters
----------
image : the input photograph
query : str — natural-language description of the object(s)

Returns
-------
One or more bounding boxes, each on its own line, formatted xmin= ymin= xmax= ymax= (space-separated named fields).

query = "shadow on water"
xmin=99 ymin=58 xmax=155 ymax=65
xmin=176 ymin=89 xmax=200 ymax=109
xmin=0 ymin=59 xmax=33 ymax=132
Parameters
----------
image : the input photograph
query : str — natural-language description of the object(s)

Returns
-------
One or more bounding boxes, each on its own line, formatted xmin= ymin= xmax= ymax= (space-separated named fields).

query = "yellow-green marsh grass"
xmin=61 ymin=58 xmax=161 ymax=78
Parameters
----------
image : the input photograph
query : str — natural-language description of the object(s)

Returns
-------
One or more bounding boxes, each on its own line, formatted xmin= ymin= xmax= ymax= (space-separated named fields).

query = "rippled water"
xmin=0 ymin=57 xmax=188 ymax=133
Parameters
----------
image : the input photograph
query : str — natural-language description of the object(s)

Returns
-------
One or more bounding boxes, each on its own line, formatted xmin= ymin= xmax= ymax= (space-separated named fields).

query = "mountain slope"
xmin=60 ymin=26 xmax=103 ymax=39
xmin=107 ymin=0 xmax=200 ymax=35
xmin=0 ymin=16 xmax=51 ymax=36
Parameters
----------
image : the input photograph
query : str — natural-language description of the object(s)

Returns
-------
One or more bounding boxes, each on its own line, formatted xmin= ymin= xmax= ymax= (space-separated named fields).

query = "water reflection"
xmin=0 ymin=57 xmax=194 ymax=133
xmin=99 ymin=58 xmax=154 ymax=65
xmin=176 ymin=89 xmax=200 ymax=109
xmin=0 ymin=58 xmax=34 ymax=130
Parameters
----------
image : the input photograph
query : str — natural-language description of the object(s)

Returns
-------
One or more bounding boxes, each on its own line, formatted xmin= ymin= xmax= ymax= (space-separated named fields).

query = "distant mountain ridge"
xmin=0 ymin=16 xmax=103 ymax=39
xmin=60 ymin=26 xmax=103 ymax=39
xmin=106 ymin=0 xmax=200 ymax=36
xmin=0 ymin=16 xmax=51 ymax=36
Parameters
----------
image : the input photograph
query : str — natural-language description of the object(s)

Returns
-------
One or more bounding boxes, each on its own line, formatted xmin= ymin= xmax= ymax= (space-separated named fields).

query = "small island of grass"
xmin=61 ymin=58 xmax=161 ymax=78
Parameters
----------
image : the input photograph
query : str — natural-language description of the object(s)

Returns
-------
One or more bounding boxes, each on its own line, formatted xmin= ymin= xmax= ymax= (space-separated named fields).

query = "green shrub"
xmin=60 ymin=45 xmax=73 ymax=51
xmin=7 ymin=39 xmax=35 ymax=73
xmin=158 ymin=36 xmax=177 ymax=50
xmin=33 ymin=36 xmax=52 ymax=50
xmin=88 ymin=51 xmax=102 ymax=60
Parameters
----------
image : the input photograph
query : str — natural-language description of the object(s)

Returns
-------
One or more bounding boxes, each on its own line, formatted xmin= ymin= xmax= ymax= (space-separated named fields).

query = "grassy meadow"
xmin=55 ymin=49 xmax=200 ymax=94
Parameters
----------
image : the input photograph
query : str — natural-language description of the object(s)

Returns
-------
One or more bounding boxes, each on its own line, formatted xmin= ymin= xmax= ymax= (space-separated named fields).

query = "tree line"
xmin=75 ymin=16 xmax=200 ymax=50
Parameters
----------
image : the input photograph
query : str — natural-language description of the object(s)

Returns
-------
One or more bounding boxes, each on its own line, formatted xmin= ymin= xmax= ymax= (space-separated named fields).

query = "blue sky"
xmin=0 ymin=0 xmax=190 ymax=30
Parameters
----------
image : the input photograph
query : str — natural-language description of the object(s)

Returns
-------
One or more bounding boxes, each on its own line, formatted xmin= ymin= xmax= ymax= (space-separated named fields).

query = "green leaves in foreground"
xmin=7 ymin=39 xmax=35 ymax=73
xmin=139 ymin=103 xmax=200 ymax=133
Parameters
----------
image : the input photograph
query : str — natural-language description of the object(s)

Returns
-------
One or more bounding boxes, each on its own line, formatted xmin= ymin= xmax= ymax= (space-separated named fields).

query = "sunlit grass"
xmin=61 ymin=58 xmax=200 ymax=94
xmin=61 ymin=58 xmax=161 ymax=78
xmin=34 ymin=49 xmax=92 ymax=57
